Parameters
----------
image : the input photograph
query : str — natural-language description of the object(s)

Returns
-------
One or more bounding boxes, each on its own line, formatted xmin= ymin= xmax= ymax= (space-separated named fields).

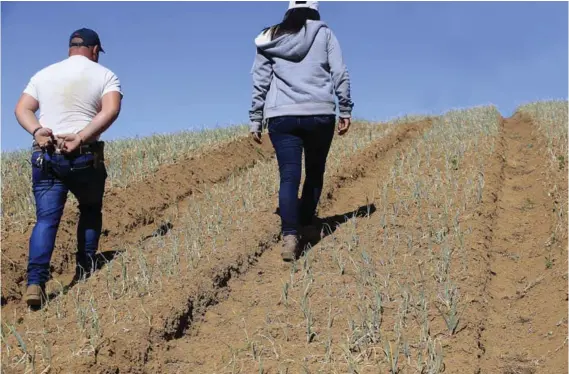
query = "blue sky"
xmin=1 ymin=1 xmax=567 ymax=151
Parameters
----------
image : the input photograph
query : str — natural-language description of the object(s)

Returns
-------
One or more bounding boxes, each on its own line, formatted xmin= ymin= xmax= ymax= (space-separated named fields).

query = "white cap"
xmin=288 ymin=1 xmax=319 ymax=11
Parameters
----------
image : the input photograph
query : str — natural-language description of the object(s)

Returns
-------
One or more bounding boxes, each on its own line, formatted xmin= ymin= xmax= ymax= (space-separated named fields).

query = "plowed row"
xmin=1 ymin=121 xmax=419 ymax=373
xmin=2 ymin=108 xmax=567 ymax=374
xmin=145 ymin=122 xmax=432 ymax=373
xmin=479 ymin=114 xmax=567 ymax=373
xmin=1 ymin=136 xmax=275 ymax=306
xmin=141 ymin=112 xmax=566 ymax=374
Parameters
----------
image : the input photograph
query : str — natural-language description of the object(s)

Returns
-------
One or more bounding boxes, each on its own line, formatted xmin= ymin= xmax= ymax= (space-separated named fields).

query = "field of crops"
xmin=1 ymin=101 xmax=567 ymax=374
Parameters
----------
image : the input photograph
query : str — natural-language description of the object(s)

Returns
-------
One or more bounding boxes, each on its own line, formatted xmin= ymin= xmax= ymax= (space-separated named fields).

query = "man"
xmin=14 ymin=28 xmax=123 ymax=307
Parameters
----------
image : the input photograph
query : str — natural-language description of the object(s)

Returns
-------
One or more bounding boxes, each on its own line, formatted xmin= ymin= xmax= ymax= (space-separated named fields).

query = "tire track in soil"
xmin=476 ymin=114 xmax=568 ymax=373
xmin=141 ymin=122 xmax=432 ymax=373
xmin=1 ymin=136 xmax=276 ymax=308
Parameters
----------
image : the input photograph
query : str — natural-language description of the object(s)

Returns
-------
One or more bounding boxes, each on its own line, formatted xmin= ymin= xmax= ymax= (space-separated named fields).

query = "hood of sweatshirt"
xmin=254 ymin=20 xmax=328 ymax=62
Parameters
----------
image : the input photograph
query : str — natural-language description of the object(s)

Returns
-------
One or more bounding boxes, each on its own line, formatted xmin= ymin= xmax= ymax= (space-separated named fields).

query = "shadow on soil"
xmin=306 ymin=203 xmax=377 ymax=248
xmin=33 ymin=204 xmax=376 ymax=310
xmin=277 ymin=203 xmax=377 ymax=258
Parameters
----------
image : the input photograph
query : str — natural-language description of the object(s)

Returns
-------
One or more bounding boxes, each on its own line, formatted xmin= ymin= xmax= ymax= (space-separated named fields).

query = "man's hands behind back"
xmin=56 ymin=133 xmax=83 ymax=154
xmin=33 ymin=127 xmax=55 ymax=148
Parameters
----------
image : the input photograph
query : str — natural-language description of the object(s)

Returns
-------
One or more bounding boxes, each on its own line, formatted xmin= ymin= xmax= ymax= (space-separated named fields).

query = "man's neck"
xmin=68 ymin=50 xmax=93 ymax=61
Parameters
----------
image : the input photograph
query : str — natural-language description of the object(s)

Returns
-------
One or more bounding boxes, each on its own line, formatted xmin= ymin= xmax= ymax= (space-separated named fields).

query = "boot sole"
xmin=25 ymin=296 xmax=42 ymax=307
xmin=281 ymin=251 xmax=296 ymax=262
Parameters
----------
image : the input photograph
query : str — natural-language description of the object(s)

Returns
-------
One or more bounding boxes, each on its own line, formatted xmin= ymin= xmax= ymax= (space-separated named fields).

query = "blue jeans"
xmin=28 ymin=150 xmax=107 ymax=286
xmin=268 ymin=115 xmax=336 ymax=236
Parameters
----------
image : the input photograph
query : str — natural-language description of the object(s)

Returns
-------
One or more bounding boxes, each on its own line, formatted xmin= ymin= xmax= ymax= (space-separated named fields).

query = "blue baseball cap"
xmin=69 ymin=28 xmax=105 ymax=53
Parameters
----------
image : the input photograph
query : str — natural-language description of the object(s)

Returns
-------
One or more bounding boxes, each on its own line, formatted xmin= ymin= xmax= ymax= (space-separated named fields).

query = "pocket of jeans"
xmin=313 ymin=115 xmax=335 ymax=126
xmin=69 ymin=154 xmax=95 ymax=171
xmin=31 ymin=164 xmax=45 ymax=184
xmin=268 ymin=116 xmax=289 ymax=132
xmin=69 ymin=163 xmax=94 ymax=172
xmin=31 ymin=153 xmax=39 ymax=166
xmin=30 ymin=152 xmax=46 ymax=183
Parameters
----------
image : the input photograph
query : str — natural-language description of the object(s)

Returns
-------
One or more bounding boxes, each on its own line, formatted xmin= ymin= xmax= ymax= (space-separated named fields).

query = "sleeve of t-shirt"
xmin=102 ymin=70 xmax=123 ymax=98
xmin=23 ymin=75 xmax=39 ymax=100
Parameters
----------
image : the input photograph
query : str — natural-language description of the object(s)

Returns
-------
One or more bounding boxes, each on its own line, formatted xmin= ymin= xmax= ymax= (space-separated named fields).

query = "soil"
xmin=142 ymin=121 xmax=433 ymax=374
xmin=141 ymin=115 xmax=566 ymax=374
xmin=1 ymin=115 xmax=566 ymax=374
xmin=1 ymin=136 xmax=275 ymax=307
xmin=478 ymin=114 xmax=568 ymax=373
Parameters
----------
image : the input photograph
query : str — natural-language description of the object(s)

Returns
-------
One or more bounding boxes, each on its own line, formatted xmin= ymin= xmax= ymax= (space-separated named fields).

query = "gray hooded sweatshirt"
xmin=249 ymin=20 xmax=354 ymax=133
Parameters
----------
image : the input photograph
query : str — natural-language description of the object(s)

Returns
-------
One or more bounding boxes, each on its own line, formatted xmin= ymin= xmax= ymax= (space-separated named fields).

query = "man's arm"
xmin=15 ymin=85 xmax=55 ymax=146
xmin=78 ymin=71 xmax=122 ymax=143
xmin=15 ymin=93 xmax=41 ymax=134
xmin=78 ymin=91 xmax=122 ymax=143
xmin=15 ymin=74 xmax=42 ymax=135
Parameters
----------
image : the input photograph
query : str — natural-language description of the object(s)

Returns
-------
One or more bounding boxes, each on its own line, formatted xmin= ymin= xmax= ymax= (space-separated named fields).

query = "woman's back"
xmin=254 ymin=21 xmax=340 ymax=117
xmin=249 ymin=4 xmax=353 ymax=132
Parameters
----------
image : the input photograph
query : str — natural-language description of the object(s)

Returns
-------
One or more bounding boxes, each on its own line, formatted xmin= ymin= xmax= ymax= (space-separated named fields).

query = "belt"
xmin=32 ymin=141 xmax=103 ymax=155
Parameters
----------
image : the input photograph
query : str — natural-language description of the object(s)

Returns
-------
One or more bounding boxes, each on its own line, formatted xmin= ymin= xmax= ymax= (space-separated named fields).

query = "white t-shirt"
xmin=23 ymin=55 xmax=123 ymax=137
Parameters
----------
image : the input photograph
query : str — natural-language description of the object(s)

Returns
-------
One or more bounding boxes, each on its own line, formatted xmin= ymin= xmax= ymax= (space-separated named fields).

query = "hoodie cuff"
xmin=339 ymin=112 xmax=352 ymax=119
xmin=249 ymin=121 xmax=262 ymax=133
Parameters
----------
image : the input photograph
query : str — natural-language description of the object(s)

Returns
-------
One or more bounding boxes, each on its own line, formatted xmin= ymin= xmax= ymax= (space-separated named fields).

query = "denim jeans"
xmin=28 ymin=149 xmax=107 ymax=286
xmin=268 ymin=115 xmax=336 ymax=236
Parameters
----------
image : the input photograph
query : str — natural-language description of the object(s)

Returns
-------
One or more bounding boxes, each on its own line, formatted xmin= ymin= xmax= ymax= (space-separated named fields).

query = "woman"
xmin=249 ymin=1 xmax=354 ymax=261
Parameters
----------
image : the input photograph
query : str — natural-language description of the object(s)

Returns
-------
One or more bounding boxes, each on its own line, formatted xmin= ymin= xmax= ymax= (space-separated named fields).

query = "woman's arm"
xmin=327 ymin=29 xmax=354 ymax=119
xmin=249 ymin=48 xmax=273 ymax=134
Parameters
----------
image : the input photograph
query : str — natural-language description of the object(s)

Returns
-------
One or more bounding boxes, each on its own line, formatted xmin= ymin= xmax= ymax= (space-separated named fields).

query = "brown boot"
xmin=25 ymin=284 xmax=46 ymax=307
xmin=281 ymin=234 xmax=300 ymax=262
